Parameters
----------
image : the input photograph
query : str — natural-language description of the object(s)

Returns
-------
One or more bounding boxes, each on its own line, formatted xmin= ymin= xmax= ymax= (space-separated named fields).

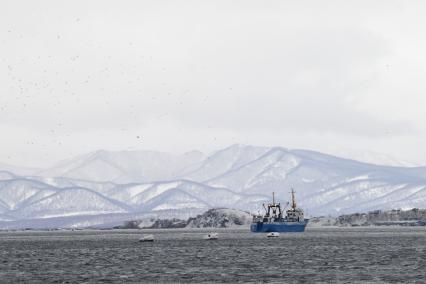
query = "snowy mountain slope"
xmin=90 ymin=179 xmax=265 ymax=212
xmin=143 ymin=188 xmax=210 ymax=211
xmin=205 ymin=147 xmax=301 ymax=192
xmin=305 ymin=181 xmax=409 ymax=215
xmin=101 ymin=183 xmax=155 ymax=205
xmin=127 ymin=180 xmax=245 ymax=209
xmin=184 ymin=144 xmax=271 ymax=182
xmin=198 ymin=146 xmax=426 ymax=214
xmin=9 ymin=187 xmax=131 ymax=219
xmin=0 ymin=176 xmax=264 ymax=221
xmin=37 ymin=150 xmax=206 ymax=183
xmin=29 ymin=176 xmax=118 ymax=195
xmin=204 ymin=147 xmax=424 ymax=194
xmin=145 ymin=181 xmax=266 ymax=212
xmin=0 ymin=179 xmax=58 ymax=211
xmin=354 ymin=185 xmax=426 ymax=213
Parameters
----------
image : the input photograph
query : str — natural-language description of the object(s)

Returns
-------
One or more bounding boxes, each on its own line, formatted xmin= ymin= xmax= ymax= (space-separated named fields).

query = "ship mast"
xmin=291 ymin=188 xmax=296 ymax=210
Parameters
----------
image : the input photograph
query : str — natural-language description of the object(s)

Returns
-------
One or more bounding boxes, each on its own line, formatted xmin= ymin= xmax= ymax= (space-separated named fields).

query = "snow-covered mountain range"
xmin=37 ymin=150 xmax=206 ymax=183
xmin=1 ymin=144 xmax=425 ymax=229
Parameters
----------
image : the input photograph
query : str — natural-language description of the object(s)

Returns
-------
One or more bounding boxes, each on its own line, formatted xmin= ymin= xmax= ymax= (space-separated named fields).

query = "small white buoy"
xmin=204 ymin=232 xmax=218 ymax=240
xmin=139 ymin=234 xmax=154 ymax=242
xmin=267 ymin=232 xmax=280 ymax=238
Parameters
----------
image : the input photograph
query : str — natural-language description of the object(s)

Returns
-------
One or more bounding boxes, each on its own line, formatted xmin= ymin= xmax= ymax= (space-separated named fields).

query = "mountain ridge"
xmin=0 ymin=144 xmax=425 ymax=228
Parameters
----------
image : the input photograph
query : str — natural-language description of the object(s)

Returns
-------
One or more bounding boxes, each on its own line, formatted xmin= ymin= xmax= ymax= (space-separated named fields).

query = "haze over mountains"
xmin=1 ymin=144 xmax=425 ymax=229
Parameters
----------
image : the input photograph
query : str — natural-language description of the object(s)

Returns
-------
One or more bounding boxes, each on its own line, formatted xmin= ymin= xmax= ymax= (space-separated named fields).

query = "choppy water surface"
xmin=0 ymin=227 xmax=425 ymax=283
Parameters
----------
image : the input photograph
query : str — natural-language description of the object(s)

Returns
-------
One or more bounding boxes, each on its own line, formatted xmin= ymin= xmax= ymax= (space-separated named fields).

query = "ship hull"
xmin=250 ymin=219 xmax=309 ymax=233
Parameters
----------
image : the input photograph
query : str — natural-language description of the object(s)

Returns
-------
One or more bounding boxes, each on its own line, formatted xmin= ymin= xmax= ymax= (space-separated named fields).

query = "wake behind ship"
xmin=251 ymin=189 xmax=309 ymax=233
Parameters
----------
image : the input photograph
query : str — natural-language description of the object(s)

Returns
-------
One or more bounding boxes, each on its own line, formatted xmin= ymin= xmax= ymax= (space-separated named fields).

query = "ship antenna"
xmin=272 ymin=192 xmax=275 ymax=205
xmin=291 ymin=188 xmax=296 ymax=209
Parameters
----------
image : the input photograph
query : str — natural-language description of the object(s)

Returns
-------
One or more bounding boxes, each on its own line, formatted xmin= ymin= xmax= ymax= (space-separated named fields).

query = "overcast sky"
xmin=1 ymin=0 xmax=426 ymax=167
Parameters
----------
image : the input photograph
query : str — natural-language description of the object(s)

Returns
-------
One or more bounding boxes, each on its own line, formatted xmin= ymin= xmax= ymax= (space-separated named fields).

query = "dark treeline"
xmin=336 ymin=208 xmax=426 ymax=226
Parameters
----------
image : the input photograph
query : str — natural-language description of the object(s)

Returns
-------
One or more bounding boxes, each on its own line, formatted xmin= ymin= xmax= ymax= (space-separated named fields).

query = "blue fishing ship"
xmin=251 ymin=189 xmax=309 ymax=233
